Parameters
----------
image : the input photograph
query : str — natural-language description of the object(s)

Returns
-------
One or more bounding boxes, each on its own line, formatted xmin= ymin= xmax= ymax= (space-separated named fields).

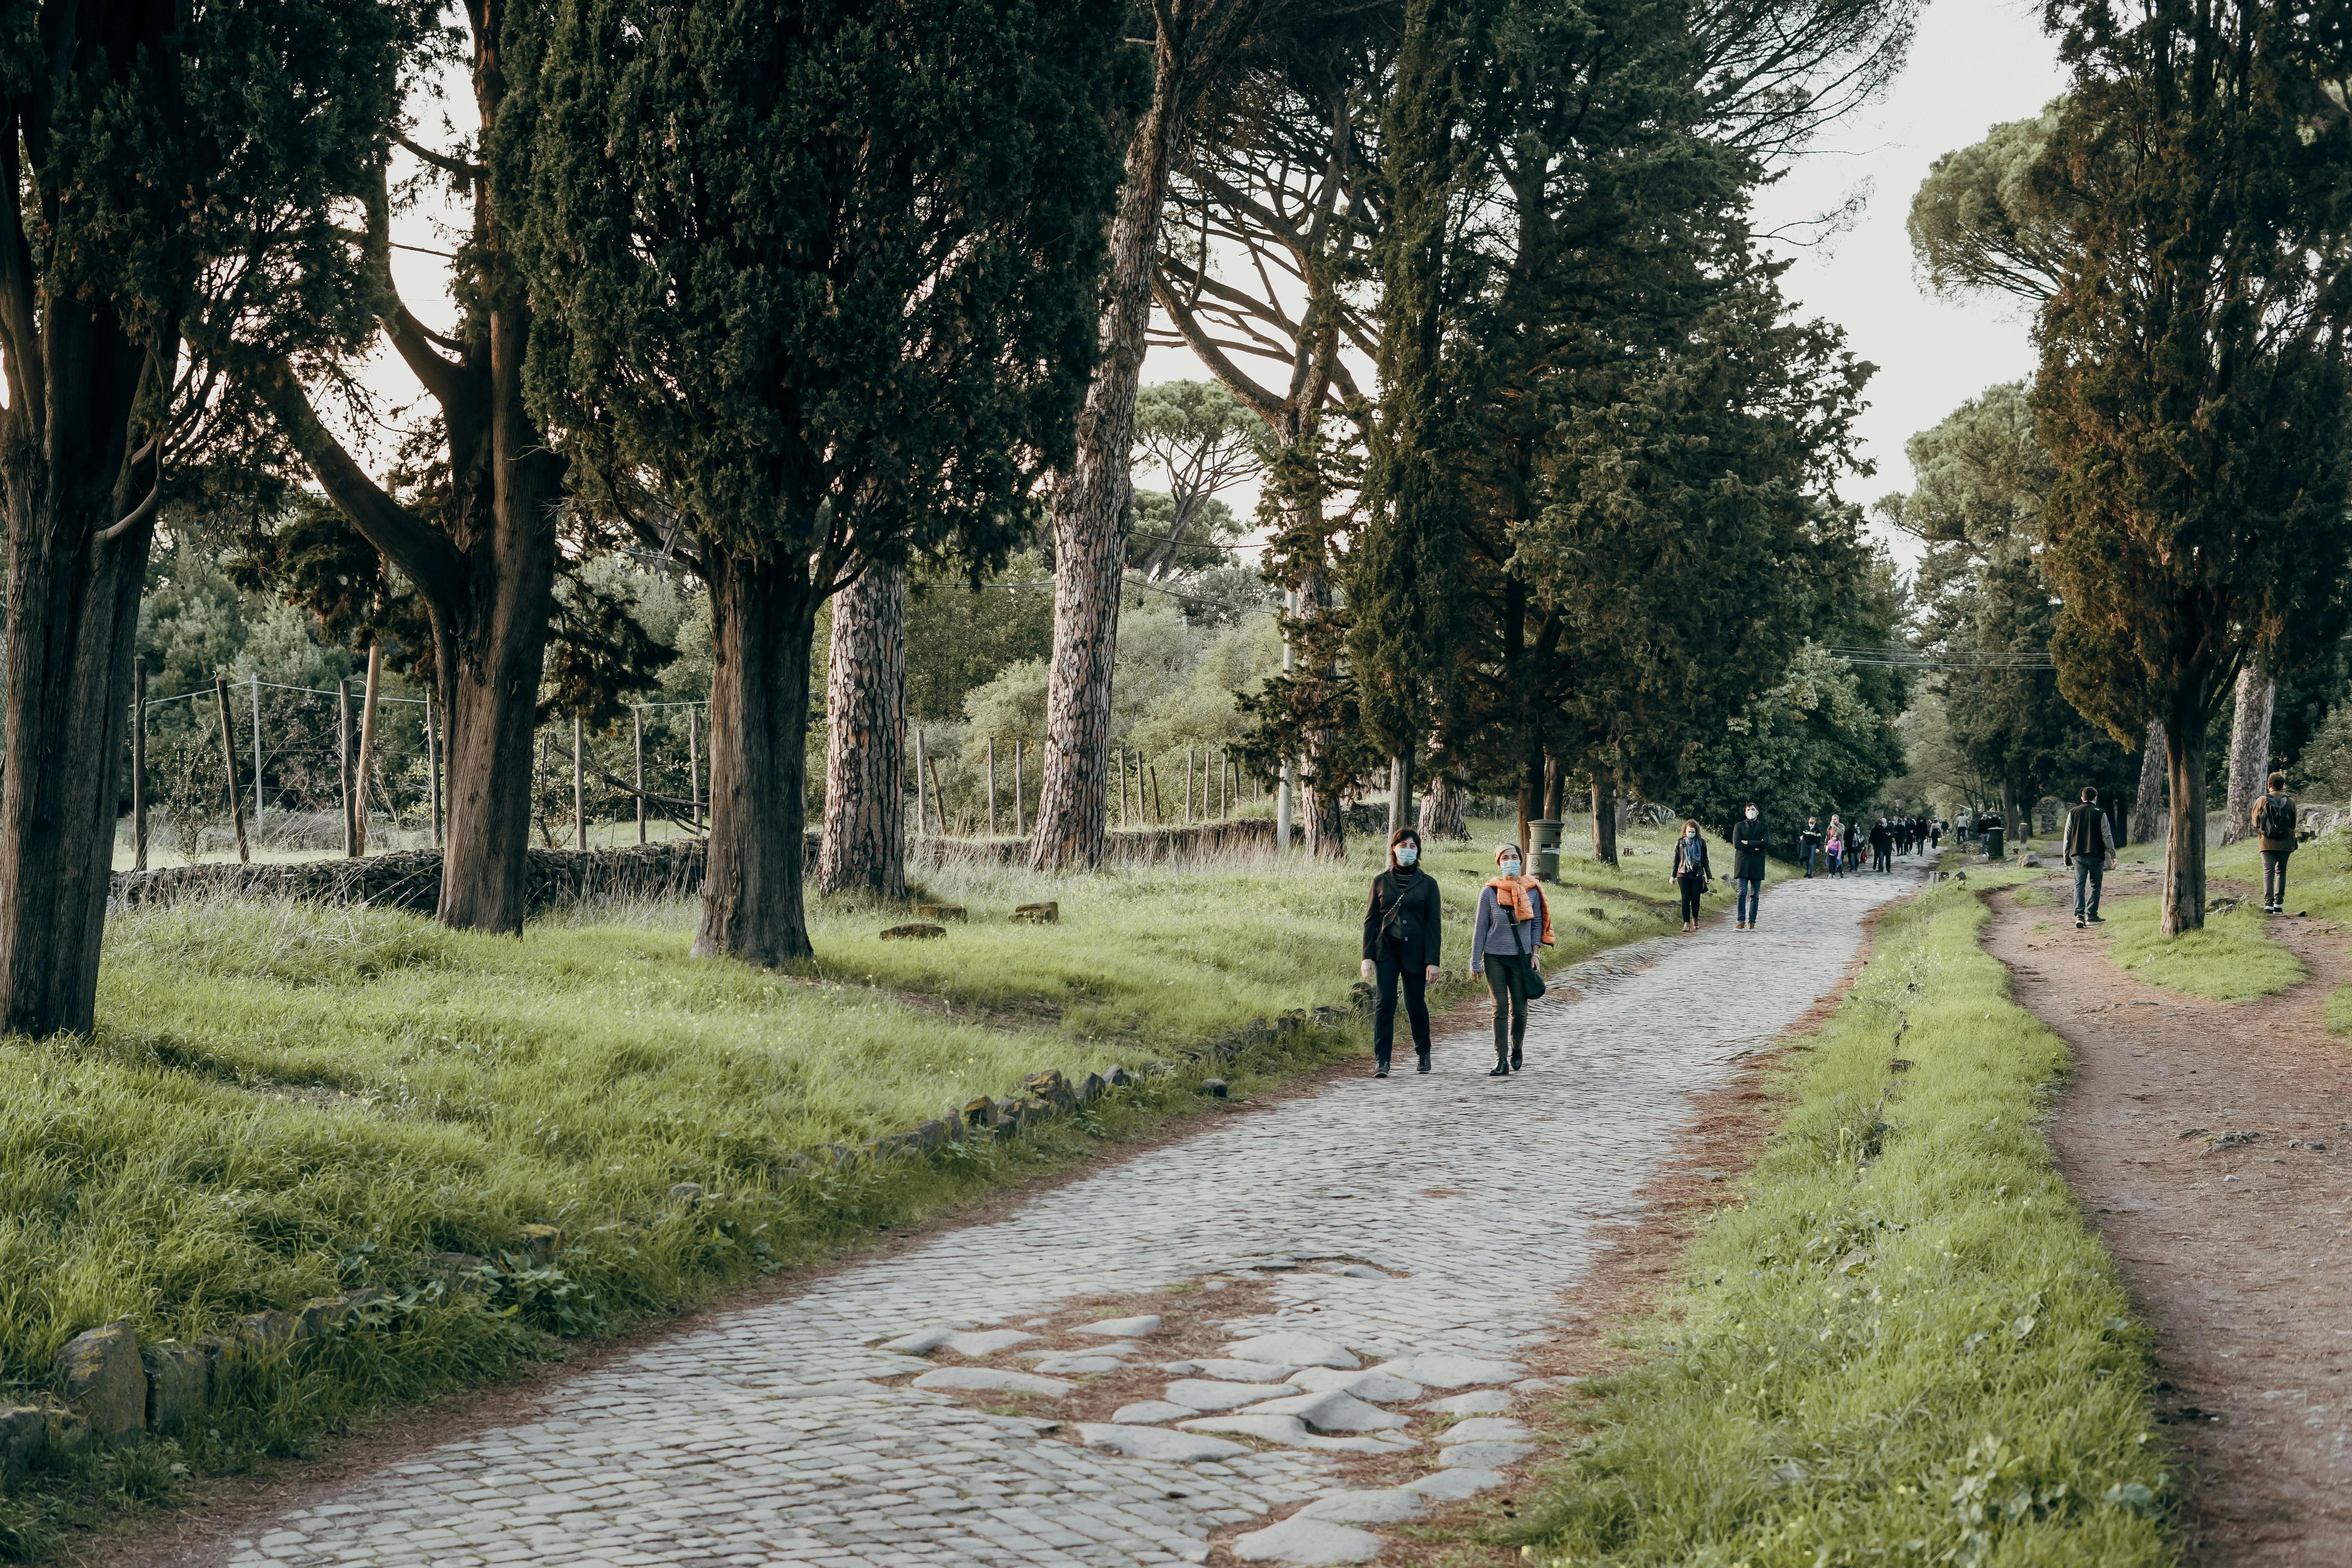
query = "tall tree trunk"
xmin=1590 ymin=772 xmax=1618 ymax=866
xmin=820 ymin=561 xmax=908 ymax=898
xmin=2220 ymin=656 xmax=2275 ymax=845
xmin=1387 ymin=753 xmax=1413 ymax=834
xmin=0 ymin=442 xmax=153 ymax=1038
xmin=1418 ymin=771 xmax=1466 ymax=840
xmin=2162 ymin=707 xmax=2208 ymax=935
xmin=697 ymin=551 xmax=820 ymax=966
xmin=1030 ymin=56 xmax=1183 ymax=871
xmin=2130 ymin=716 xmax=2168 ymax=843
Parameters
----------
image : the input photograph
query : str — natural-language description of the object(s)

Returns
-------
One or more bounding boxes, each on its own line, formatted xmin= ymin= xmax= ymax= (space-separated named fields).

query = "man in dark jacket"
xmin=2062 ymin=786 xmax=2114 ymax=928
xmin=1868 ymin=817 xmax=1892 ymax=872
xmin=1799 ymin=817 xmax=1823 ymax=877
xmin=2254 ymin=772 xmax=2299 ymax=914
xmin=1732 ymin=805 xmax=1769 ymax=930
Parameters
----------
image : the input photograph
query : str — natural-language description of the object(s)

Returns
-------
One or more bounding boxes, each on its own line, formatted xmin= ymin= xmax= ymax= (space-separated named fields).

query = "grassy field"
xmin=2099 ymin=892 xmax=2305 ymax=1001
xmin=1513 ymin=872 xmax=2174 ymax=1568
xmin=0 ymin=819 xmax=1718 ymax=1556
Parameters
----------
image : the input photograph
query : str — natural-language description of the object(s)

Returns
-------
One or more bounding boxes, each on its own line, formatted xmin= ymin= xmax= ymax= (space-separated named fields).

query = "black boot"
xmin=1373 ymin=1055 xmax=1390 ymax=1078
xmin=1511 ymin=1043 xmax=1523 ymax=1071
xmin=1488 ymin=1047 xmax=1510 ymax=1077
xmin=1415 ymin=1048 xmax=1431 ymax=1074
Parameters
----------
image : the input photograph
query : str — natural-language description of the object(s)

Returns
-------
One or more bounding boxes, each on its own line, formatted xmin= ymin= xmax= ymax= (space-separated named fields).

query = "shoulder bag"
xmin=1509 ymin=895 xmax=1547 ymax=1000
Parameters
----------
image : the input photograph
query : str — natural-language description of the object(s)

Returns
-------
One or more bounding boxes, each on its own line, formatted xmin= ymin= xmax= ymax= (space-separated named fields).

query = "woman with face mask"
xmin=1471 ymin=843 xmax=1552 ymax=1075
xmin=1361 ymin=826 xmax=1444 ymax=1077
xmin=1731 ymin=803 xmax=1769 ymax=929
xmin=1671 ymin=820 xmax=1711 ymax=932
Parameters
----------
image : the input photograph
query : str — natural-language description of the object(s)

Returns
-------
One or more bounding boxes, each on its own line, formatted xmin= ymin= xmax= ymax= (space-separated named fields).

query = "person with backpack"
xmin=1671 ymin=820 xmax=1712 ymax=932
xmin=2063 ymin=786 xmax=2115 ymax=928
xmin=1361 ymin=826 xmax=1443 ymax=1077
xmin=2254 ymin=772 xmax=2300 ymax=914
xmin=1798 ymin=817 xmax=1823 ymax=877
xmin=1732 ymin=805 xmax=1769 ymax=929
xmin=1470 ymin=843 xmax=1552 ymax=1076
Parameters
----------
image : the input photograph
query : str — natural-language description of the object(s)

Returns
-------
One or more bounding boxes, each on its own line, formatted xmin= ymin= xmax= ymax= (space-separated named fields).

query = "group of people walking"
xmin=1794 ymin=812 xmax=1939 ymax=878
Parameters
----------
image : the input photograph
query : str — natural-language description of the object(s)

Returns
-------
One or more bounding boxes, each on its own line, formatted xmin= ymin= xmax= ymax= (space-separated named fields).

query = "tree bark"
xmin=2220 ymin=656 xmax=2275 ymax=845
xmin=2162 ymin=707 xmax=2208 ymax=935
xmin=1590 ymin=772 xmax=1618 ymax=867
xmin=1387 ymin=753 xmax=1413 ymax=835
xmin=820 ymin=561 xmax=908 ymax=898
xmin=2130 ymin=717 xmax=2168 ymax=843
xmin=352 ymin=643 xmax=383 ymax=855
xmin=1418 ymin=772 xmax=1466 ymax=840
xmin=697 ymin=551 xmax=821 ymax=966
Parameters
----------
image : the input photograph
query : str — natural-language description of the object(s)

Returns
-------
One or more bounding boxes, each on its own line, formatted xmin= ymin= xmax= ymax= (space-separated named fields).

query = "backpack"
xmin=2259 ymin=793 xmax=2297 ymax=840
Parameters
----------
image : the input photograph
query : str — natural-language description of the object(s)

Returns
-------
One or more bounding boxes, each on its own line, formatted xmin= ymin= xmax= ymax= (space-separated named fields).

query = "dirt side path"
xmin=1981 ymin=871 xmax=2352 ymax=1565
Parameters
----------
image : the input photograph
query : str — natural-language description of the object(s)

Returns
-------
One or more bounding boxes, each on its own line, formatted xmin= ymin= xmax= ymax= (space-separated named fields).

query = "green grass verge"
xmin=2100 ymin=893 xmax=2304 ymax=1002
xmin=1515 ymin=874 xmax=2174 ymax=1568
xmin=0 ymin=819 xmax=1711 ymax=1557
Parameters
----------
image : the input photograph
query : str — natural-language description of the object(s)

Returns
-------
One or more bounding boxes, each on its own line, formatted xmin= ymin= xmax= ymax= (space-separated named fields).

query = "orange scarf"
xmin=1485 ymin=874 xmax=1554 ymax=946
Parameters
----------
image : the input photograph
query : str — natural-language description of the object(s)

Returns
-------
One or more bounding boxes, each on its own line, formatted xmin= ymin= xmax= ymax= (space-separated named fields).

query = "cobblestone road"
xmin=216 ymin=868 xmax=1912 ymax=1568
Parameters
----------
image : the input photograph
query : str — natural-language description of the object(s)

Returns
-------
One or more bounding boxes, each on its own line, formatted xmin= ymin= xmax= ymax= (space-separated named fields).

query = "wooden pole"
xmin=987 ymin=737 xmax=997 ymax=836
xmin=634 ymin=706 xmax=646 ymax=844
xmin=351 ymin=643 xmax=382 ymax=855
xmin=250 ymin=674 xmax=263 ymax=839
xmin=1013 ymin=738 xmax=1024 ymax=836
xmin=915 ymin=726 xmax=929 ymax=836
xmin=215 ymin=676 xmax=250 ymax=864
xmin=573 ymin=712 xmax=588 ymax=851
xmin=1115 ymin=746 xmax=1125 ymax=828
xmin=927 ymin=754 xmax=949 ymax=837
xmin=688 ymin=705 xmax=701 ymax=831
xmin=338 ymin=678 xmax=355 ymax=856
xmin=1185 ymin=746 xmax=1194 ymax=825
xmin=131 ymin=656 xmax=148 ymax=872
xmin=424 ymin=688 xmax=442 ymax=848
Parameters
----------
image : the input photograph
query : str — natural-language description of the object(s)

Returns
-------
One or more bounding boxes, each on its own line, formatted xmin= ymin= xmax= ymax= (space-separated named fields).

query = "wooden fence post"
xmin=634 ymin=706 xmax=646 ymax=844
xmin=250 ymin=674 xmax=263 ymax=839
xmin=1185 ymin=746 xmax=1194 ymax=825
xmin=424 ymin=689 xmax=442 ymax=849
xmin=987 ymin=737 xmax=997 ymax=836
xmin=131 ymin=656 xmax=148 ymax=872
xmin=915 ymin=726 xmax=929 ymax=835
xmin=927 ymin=753 xmax=949 ymax=837
xmin=688 ymin=705 xmax=702 ymax=831
xmin=215 ymin=676 xmax=250 ymax=864
xmin=574 ymin=712 xmax=587 ymax=850
xmin=1013 ymin=738 xmax=1024 ymax=837
xmin=338 ymin=678 xmax=355 ymax=857
xmin=1115 ymin=746 xmax=1125 ymax=829
xmin=352 ymin=644 xmax=382 ymax=855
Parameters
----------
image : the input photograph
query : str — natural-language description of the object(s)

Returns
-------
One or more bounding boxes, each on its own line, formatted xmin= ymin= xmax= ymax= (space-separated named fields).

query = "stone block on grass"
xmin=141 ymin=1342 xmax=209 ymax=1435
xmin=880 ymin=923 xmax=946 ymax=940
xmin=56 ymin=1321 xmax=144 ymax=1444
xmin=515 ymin=1223 xmax=563 ymax=1266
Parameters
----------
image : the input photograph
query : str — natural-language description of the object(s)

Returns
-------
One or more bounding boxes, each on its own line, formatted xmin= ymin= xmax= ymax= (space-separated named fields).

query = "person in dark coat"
xmin=1798 ymin=817 xmax=1823 ymax=877
xmin=1671 ymin=820 xmax=1712 ymax=931
xmin=1361 ymin=826 xmax=1443 ymax=1077
xmin=1731 ymin=804 xmax=1768 ymax=930
xmin=1869 ymin=816 xmax=1892 ymax=872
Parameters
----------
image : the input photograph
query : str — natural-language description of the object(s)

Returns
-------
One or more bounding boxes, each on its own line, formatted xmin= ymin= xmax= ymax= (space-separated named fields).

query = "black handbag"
xmin=1510 ymin=894 xmax=1546 ymax=999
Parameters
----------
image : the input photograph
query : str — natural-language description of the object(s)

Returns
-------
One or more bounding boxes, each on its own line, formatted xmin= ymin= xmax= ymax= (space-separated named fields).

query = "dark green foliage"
xmin=904 ymin=563 xmax=1058 ymax=725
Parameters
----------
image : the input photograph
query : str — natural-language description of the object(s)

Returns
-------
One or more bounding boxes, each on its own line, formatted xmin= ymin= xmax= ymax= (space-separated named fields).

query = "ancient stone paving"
xmin=216 ymin=869 xmax=1911 ymax=1568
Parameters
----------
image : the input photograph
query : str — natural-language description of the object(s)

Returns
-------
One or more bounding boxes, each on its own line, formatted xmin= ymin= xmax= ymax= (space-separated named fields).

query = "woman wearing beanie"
xmin=1470 ymin=842 xmax=1552 ymax=1075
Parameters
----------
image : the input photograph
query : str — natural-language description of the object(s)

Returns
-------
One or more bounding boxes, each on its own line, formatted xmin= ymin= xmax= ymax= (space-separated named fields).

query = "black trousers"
xmin=1485 ymin=952 xmax=1530 ymax=1057
xmin=2263 ymin=848 xmax=2292 ymax=907
xmin=1873 ymin=845 xmax=1891 ymax=871
xmin=1678 ymin=875 xmax=1704 ymax=923
xmin=1374 ymin=942 xmax=1431 ymax=1064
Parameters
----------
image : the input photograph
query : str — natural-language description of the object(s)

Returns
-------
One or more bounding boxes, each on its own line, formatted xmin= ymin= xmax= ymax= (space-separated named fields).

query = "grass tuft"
xmin=2100 ymin=893 xmax=2304 ymax=1002
xmin=1514 ymin=875 xmax=2174 ymax=1568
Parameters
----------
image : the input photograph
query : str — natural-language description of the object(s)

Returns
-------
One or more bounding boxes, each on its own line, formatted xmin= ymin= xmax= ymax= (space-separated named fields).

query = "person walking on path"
xmin=1823 ymin=814 xmax=1846 ymax=877
xmin=1671 ymin=820 xmax=1712 ymax=932
xmin=1470 ymin=844 xmax=1552 ymax=1076
xmin=1732 ymin=805 xmax=1769 ymax=929
xmin=1362 ymin=827 xmax=1443 ymax=1077
xmin=2063 ymin=786 xmax=2114 ymax=929
xmin=1869 ymin=816 xmax=1892 ymax=873
xmin=1844 ymin=817 xmax=1865 ymax=872
xmin=2254 ymin=771 xmax=2300 ymax=914
xmin=1799 ymin=817 xmax=1823 ymax=877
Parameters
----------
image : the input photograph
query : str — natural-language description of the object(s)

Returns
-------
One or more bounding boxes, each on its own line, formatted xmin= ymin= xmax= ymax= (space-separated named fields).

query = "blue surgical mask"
xmin=1685 ymin=828 xmax=1697 ymax=838
xmin=1500 ymin=859 xmax=1522 ymax=877
xmin=1396 ymin=846 xmax=1419 ymax=867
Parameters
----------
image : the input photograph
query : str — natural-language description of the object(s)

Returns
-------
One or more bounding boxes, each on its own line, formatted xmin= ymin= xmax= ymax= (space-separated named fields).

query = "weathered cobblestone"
xmin=216 ymin=873 xmax=1906 ymax=1567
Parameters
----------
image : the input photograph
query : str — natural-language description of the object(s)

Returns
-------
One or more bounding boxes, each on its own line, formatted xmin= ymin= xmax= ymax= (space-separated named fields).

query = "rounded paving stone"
xmin=1077 ymin=1423 xmax=1249 ymax=1462
xmin=1290 ymin=1367 xmax=1424 ymax=1402
xmin=1164 ymin=1378 xmax=1290 ymax=1410
xmin=1402 ymin=1468 xmax=1508 ymax=1499
xmin=1112 ymin=1399 xmax=1199 ymax=1424
xmin=1372 ymin=1353 xmax=1524 ymax=1388
xmin=1230 ymin=1515 xmax=1384 ymax=1563
xmin=1075 ymin=1314 xmax=1163 ymax=1337
xmin=1244 ymin=1390 xmax=1407 ymax=1432
xmin=1189 ymin=1358 xmax=1298 ymax=1383
xmin=1437 ymin=1417 xmax=1531 ymax=1444
xmin=1223 ymin=1332 xmax=1359 ymax=1369
xmin=1420 ymin=1388 xmax=1511 ymax=1415
xmin=909 ymin=1366 xmax=1071 ymax=1397
xmin=1297 ymin=1490 xmax=1425 ymax=1524
xmin=1440 ymin=1440 xmax=1535 ymax=1468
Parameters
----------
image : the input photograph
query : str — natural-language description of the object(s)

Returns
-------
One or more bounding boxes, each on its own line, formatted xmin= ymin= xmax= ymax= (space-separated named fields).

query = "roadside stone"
xmin=1298 ymin=1490 xmax=1426 ymax=1524
xmin=1245 ymin=1390 xmax=1408 ymax=1432
xmin=1223 ymin=1332 xmax=1358 ymax=1369
xmin=56 ymin=1320 xmax=143 ymax=1444
xmin=880 ymin=922 xmax=947 ymax=939
xmin=1076 ymin=1313 xmax=1163 ymax=1337
xmin=0 ymin=1406 xmax=49 ymax=1480
xmin=514 ymin=1223 xmax=563 ymax=1265
xmin=1421 ymin=1388 xmax=1512 ymax=1415
xmin=1075 ymin=1423 xmax=1248 ymax=1462
xmin=1373 ymin=1352 xmax=1524 ymax=1388
xmin=1440 ymin=1440 xmax=1535 ymax=1468
xmin=1438 ymin=1417 xmax=1531 ymax=1444
xmin=1230 ymin=1515 xmax=1383 ymax=1564
xmin=140 ymin=1341 xmax=209 ymax=1434
xmin=1190 ymin=1358 xmax=1296 ymax=1382
xmin=1011 ymin=900 xmax=1060 ymax=923
xmin=666 ymin=1181 xmax=704 ymax=1205
xmin=1289 ymin=1367 xmax=1423 ymax=1402
xmin=1112 ymin=1399 xmax=1198 ymax=1423
xmin=1078 ymin=1071 xmax=1107 ymax=1102
xmin=908 ymin=1366 xmax=1072 ymax=1398
xmin=1164 ymin=1378 xmax=1288 ymax=1411
xmin=1402 ymin=1468 xmax=1508 ymax=1500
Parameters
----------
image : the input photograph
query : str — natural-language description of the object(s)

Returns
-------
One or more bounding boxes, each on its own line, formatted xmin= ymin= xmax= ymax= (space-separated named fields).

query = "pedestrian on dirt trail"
xmin=1799 ymin=817 xmax=1823 ymax=877
xmin=2063 ymin=785 xmax=2114 ymax=929
xmin=2255 ymin=771 xmax=2300 ymax=915
xmin=1471 ymin=843 xmax=1552 ymax=1077
xmin=1362 ymin=826 xmax=1442 ymax=1078
xmin=1671 ymin=820 xmax=1712 ymax=933
xmin=1870 ymin=817 xmax=1892 ymax=873
xmin=1732 ymin=804 xmax=1769 ymax=929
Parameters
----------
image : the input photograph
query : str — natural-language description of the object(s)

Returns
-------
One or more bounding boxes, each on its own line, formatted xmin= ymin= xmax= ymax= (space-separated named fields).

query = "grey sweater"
xmin=1470 ymin=884 xmax=1546 ymax=974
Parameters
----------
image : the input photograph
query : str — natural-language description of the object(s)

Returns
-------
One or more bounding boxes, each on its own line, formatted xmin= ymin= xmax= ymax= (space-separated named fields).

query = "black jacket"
xmin=1363 ymin=865 xmax=1444 ymax=969
xmin=1868 ymin=822 xmax=1891 ymax=850
xmin=1732 ymin=818 xmax=1769 ymax=879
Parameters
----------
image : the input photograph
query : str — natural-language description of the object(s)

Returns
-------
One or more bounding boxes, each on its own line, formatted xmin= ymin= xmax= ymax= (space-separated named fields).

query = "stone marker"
xmin=1224 ymin=1332 xmax=1358 ymax=1369
xmin=1011 ymin=901 xmax=1059 ymax=923
xmin=917 ymin=904 xmax=968 ymax=921
xmin=56 ymin=1321 xmax=143 ymax=1444
xmin=1229 ymin=1515 xmax=1384 ymax=1564
xmin=880 ymin=923 xmax=946 ymax=940
xmin=1076 ymin=1423 xmax=1248 ymax=1462
xmin=909 ymin=1367 xmax=1072 ymax=1398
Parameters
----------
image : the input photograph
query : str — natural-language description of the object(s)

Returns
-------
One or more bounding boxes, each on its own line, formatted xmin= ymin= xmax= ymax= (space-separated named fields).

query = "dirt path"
xmin=1981 ymin=871 xmax=2352 ymax=1565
